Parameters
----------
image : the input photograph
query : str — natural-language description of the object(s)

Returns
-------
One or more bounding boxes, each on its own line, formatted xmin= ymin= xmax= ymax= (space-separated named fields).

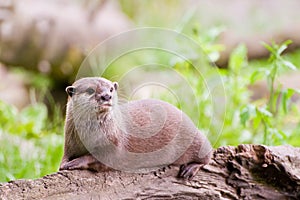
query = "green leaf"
xmin=282 ymin=88 xmax=295 ymax=113
xmin=257 ymin=107 xmax=273 ymax=117
xmin=270 ymin=65 xmax=278 ymax=79
xmin=249 ymin=70 xmax=263 ymax=84
xmin=277 ymin=43 xmax=289 ymax=56
xmin=282 ymin=60 xmax=297 ymax=70
xmin=229 ymin=44 xmax=247 ymax=74
xmin=278 ymin=130 xmax=287 ymax=140
xmin=240 ymin=107 xmax=250 ymax=127
xmin=282 ymin=39 xmax=293 ymax=46
xmin=240 ymin=105 xmax=258 ymax=127
xmin=262 ymin=42 xmax=276 ymax=56
xmin=278 ymin=40 xmax=293 ymax=56
xmin=282 ymin=90 xmax=288 ymax=113
xmin=285 ymin=88 xmax=295 ymax=100
xmin=253 ymin=114 xmax=262 ymax=130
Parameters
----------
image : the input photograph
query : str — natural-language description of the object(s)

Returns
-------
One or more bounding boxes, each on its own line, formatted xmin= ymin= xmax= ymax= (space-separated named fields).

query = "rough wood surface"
xmin=1 ymin=144 xmax=299 ymax=200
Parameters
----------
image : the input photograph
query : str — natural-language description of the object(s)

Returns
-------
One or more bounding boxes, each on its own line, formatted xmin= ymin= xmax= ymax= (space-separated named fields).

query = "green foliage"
xmin=0 ymin=101 xmax=63 ymax=182
xmin=240 ymin=40 xmax=299 ymax=145
xmin=0 ymin=101 xmax=49 ymax=138
xmin=262 ymin=40 xmax=297 ymax=113
xmin=191 ymin=25 xmax=225 ymax=62
xmin=169 ymin=27 xmax=299 ymax=147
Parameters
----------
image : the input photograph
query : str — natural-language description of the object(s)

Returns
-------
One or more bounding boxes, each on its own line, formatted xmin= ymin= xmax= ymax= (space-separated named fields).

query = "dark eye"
xmin=110 ymin=87 xmax=113 ymax=92
xmin=86 ymin=88 xmax=95 ymax=95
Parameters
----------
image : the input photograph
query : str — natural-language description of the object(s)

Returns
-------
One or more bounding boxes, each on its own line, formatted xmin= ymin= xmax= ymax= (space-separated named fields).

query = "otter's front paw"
xmin=178 ymin=163 xmax=202 ymax=180
xmin=60 ymin=157 xmax=89 ymax=170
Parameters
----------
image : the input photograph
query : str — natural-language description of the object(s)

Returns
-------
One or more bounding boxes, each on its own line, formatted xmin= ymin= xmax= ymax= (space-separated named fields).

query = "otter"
xmin=59 ymin=77 xmax=212 ymax=180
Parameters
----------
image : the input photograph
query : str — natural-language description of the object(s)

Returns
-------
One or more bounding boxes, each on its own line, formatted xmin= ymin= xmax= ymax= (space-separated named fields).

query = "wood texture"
xmin=1 ymin=144 xmax=299 ymax=200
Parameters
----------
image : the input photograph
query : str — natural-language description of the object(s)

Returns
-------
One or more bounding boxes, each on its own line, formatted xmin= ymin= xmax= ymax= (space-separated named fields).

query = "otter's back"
xmin=116 ymin=99 xmax=202 ymax=166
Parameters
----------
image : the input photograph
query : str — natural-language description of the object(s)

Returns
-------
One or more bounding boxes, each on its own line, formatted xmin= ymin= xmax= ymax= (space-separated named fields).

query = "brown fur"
xmin=59 ymin=77 xmax=212 ymax=179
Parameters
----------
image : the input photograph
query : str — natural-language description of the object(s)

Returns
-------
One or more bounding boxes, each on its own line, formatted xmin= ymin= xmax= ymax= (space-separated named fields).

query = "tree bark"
xmin=0 ymin=144 xmax=299 ymax=200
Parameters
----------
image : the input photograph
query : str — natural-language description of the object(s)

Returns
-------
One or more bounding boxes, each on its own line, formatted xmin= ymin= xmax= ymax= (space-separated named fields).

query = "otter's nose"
xmin=100 ymin=94 xmax=112 ymax=101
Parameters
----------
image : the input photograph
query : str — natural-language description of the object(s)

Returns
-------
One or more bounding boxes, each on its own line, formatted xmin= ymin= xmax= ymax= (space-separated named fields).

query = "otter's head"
xmin=66 ymin=77 xmax=118 ymax=114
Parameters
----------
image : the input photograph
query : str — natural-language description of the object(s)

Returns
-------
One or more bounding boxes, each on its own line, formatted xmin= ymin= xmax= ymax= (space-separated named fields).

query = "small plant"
xmin=240 ymin=40 xmax=298 ymax=145
xmin=263 ymin=40 xmax=297 ymax=114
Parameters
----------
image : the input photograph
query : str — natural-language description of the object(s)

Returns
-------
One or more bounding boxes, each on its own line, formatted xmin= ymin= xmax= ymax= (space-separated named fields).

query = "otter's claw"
xmin=178 ymin=163 xmax=202 ymax=180
xmin=60 ymin=157 xmax=89 ymax=170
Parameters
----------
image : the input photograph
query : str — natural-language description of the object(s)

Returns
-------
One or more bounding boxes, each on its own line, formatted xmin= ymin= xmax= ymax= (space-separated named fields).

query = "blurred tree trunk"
xmin=0 ymin=0 xmax=131 ymax=85
xmin=0 ymin=144 xmax=299 ymax=199
xmin=217 ymin=26 xmax=300 ymax=67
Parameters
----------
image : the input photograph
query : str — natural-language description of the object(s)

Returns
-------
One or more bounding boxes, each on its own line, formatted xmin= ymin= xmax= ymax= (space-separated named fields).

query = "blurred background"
xmin=0 ymin=0 xmax=299 ymax=182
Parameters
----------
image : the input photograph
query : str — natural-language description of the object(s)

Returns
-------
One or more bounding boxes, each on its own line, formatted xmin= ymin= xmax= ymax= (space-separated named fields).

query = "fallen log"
xmin=0 ymin=144 xmax=299 ymax=199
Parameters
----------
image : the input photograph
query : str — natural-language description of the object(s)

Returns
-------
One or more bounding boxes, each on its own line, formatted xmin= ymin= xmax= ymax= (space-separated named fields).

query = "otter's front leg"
xmin=59 ymin=154 xmax=111 ymax=172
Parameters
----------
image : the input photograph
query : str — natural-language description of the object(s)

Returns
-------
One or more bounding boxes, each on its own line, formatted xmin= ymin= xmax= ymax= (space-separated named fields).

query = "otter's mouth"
xmin=101 ymin=103 xmax=112 ymax=108
xmin=96 ymin=102 xmax=112 ymax=112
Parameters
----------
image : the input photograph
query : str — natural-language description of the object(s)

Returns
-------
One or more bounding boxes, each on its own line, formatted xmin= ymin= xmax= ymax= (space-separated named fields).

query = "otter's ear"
xmin=66 ymin=86 xmax=76 ymax=97
xmin=113 ymin=82 xmax=118 ymax=90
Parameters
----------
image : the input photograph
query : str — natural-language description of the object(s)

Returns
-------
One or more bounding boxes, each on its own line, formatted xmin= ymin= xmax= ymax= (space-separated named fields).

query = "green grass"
xmin=0 ymin=101 xmax=64 ymax=182
xmin=0 ymin=131 xmax=63 ymax=182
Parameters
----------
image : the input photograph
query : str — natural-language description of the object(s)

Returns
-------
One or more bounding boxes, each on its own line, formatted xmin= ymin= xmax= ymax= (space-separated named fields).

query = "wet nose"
xmin=100 ymin=94 xmax=112 ymax=101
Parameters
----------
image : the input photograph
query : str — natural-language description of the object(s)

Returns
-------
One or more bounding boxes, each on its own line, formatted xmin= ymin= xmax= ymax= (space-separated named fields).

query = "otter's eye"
xmin=110 ymin=87 xmax=113 ymax=92
xmin=86 ymin=88 xmax=95 ymax=95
